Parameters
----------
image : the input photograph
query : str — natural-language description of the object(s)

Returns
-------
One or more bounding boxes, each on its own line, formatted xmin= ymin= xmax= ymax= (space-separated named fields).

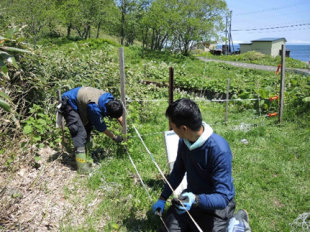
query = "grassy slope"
xmin=37 ymin=39 xmax=310 ymax=231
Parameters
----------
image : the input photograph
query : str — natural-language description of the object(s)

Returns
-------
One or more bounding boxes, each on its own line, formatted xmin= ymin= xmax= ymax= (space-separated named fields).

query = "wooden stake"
xmin=225 ymin=79 xmax=230 ymax=123
xmin=58 ymin=89 xmax=65 ymax=151
xmin=169 ymin=67 xmax=174 ymax=130
xmin=119 ymin=48 xmax=127 ymax=139
xmin=279 ymin=44 xmax=285 ymax=123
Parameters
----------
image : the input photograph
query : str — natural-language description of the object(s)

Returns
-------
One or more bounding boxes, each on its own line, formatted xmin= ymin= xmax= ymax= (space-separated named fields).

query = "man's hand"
xmin=172 ymin=192 xmax=195 ymax=214
xmin=151 ymin=199 xmax=166 ymax=215
xmin=113 ymin=135 xmax=123 ymax=143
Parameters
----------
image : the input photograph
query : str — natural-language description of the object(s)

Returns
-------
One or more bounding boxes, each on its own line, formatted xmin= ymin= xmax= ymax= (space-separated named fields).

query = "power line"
xmin=232 ymin=27 xmax=310 ymax=34
xmin=234 ymin=0 xmax=310 ymax=16
xmin=232 ymin=23 xmax=310 ymax=31
xmin=241 ymin=9 xmax=309 ymax=21
xmin=233 ymin=20 xmax=310 ymax=30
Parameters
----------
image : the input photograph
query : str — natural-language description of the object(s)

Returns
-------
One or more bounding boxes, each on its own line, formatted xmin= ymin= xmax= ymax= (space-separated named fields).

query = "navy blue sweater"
xmin=162 ymin=133 xmax=235 ymax=210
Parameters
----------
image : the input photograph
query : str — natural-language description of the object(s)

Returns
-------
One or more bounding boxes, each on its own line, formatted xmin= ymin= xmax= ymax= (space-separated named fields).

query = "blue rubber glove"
xmin=151 ymin=199 xmax=166 ymax=215
xmin=173 ymin=192 xmax=195 ymax=214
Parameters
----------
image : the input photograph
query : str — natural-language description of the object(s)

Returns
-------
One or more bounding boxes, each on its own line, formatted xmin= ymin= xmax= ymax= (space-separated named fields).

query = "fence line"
xmin=126 ymin=97 xmax=276 ymax=103
xmin=129 ymin=115 xmax=271 ymax=138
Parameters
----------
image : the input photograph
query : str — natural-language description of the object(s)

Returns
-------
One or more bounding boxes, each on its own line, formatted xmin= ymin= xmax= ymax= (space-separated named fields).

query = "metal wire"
xmin=121 ymin=101 xmax=203 ymax=232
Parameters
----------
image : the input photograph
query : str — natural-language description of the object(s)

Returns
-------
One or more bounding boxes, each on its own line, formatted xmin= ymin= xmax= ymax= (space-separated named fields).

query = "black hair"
xmin=165 ymin=98 xmax=202 ymax=131
xmin=106 ymin=100 xmax=123 ymax=118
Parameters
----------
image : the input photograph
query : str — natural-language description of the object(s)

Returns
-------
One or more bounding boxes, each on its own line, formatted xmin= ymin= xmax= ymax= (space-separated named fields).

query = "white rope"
xmin=289 ymin=212 xmax=310 ymax=231
xmin=124 ymin=146 xmax=153 ymax=201
xmin=130 ymin=120 xmax=203 ymax=232
xmin=126 ymin=97 xmax=274 ymax=103
xmin=130 ymin=115 xmax=269 ymax=138
xmin=127 ymin=99 xmax=167 ymax=102
xmin=122 ymin=101 xmax=203 ymax=232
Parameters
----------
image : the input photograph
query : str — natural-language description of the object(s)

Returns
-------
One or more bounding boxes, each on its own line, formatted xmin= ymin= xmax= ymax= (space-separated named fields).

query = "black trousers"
xmin=159 ymin=199 xmax=235 ymax=232
xmin=63 ymin=106 xmax=92 ymax=148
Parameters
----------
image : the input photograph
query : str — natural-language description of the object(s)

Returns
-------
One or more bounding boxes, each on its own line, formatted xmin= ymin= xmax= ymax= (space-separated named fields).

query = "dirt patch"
xmin=0 ymin=147 xmax=90 ymax=231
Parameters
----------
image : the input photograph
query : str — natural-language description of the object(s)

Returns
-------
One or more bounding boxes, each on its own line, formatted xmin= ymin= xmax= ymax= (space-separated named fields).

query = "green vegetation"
xmin=1 ymin=8 xmax=310 ymax=232
xmin=196 ymin=51 xmax=309 ymax=69
xmin=3 ymin=0 xmax=227 ymax=55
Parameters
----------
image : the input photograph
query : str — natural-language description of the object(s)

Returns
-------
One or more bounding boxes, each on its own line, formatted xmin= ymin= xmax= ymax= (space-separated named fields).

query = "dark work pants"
xmin=159 ymin=199 xmax=235 ymax=232
xmin=63 ymin=106 xmax=92 ymax=148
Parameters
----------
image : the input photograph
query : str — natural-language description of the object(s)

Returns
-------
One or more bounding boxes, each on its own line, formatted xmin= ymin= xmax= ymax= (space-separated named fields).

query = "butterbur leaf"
xmin=33 ymin=135 xmax=41 ymax=142
xmin=109 ymin=222 xmax=119 ymax=230
xmin=302 ymin=97 xmax=310 ymax=103
xmin=23 ymin=125 xmax=33 ymax=134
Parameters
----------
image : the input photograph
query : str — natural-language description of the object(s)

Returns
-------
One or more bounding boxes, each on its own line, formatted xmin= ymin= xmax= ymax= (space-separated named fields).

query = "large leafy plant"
xmin=0 ymin=25 xmax=32 ymax=112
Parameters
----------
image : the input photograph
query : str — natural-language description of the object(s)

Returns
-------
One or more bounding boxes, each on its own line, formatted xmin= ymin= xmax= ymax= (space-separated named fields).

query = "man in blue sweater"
xmin=152 ymin=98 xmax=250 ymax=231
xmin=60 ymin=87 xmax=123 ymax=174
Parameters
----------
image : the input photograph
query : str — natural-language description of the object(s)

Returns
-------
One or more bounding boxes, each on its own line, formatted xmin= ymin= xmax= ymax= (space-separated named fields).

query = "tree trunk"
xmin=121 ymin=12 xmax=125 ymax=45
xmin=151 ymin=28 xmax=155 ymax=50
xmin=67 ymin=24 xmax=72 ymax=38
xmin=96 ymin=21 xmax=101 ymax=39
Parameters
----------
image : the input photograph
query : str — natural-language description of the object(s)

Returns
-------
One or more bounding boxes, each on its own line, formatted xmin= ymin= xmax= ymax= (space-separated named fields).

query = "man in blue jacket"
xmin=152 ymin=98 xmax=250 ymax=231
xmin=60 ymin=86 xmax=123 ymax=174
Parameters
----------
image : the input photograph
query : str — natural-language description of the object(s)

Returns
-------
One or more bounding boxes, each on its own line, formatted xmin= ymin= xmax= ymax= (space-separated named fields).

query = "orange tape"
xmin=269 ymin=96 xmax=278 ymax=101
xmin=268 ymin=112 xmax=277 ymax=117
xmin=275 ymin=65 xmax=281 ymax=74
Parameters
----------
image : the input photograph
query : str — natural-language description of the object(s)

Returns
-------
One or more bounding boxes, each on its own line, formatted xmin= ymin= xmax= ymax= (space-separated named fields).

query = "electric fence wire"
xmin=232 ymin=23 xmax=310 ymax=31
xmin=129 ymin=114 xmax=269 ymax=138
xmin=233 ymin=27 xmax=310 ymax=34
xmin=233 ymin=20 xmax=310 ymax=29
xmin=128 ymin=97 xmax=273 ymax=103
xmin=123 ymin=146 xmax=153 ymax=201
xmin=121 ymin=100 xmax=203 ymax=232
xmin=234 ymin=0 xmax=310 ymax=16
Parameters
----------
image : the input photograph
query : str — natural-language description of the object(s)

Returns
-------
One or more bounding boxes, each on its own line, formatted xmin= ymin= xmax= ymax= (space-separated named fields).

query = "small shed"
xmin=192 ymin=41 xmax=217 ymax=52
xmin=239 ymin=38 xmax=287 ymax=57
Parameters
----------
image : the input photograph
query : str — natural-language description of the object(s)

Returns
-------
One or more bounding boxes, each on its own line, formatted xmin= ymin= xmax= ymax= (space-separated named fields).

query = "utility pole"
xmin=230 ymin=11 xmax=234 ymax=53
xmin=228 ymin=12 xmax=231 ymax=54
xmin=228 ymin=11 xmax=234 ymax=54
xmin=225 ymin=15 xmax=228 ymax=55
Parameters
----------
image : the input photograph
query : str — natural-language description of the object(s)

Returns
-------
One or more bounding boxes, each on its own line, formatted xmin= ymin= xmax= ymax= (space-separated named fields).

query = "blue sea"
xmin=216 ymin=44 xmax=310 ymax=62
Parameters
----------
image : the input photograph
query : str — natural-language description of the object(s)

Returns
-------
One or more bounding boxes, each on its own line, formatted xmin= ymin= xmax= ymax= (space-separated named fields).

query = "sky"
xmin=224 ymin=0 xmax=310 ymax=45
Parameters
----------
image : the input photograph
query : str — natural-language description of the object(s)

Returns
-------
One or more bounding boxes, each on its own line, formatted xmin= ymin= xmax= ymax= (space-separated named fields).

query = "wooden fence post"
xmin=279 ymin=44 xmax=285 ymax=123
xmin=225 ymin=79 xmax=230 ymax=123
xmin=144 ymin=64 xmax=147 ymax=78
xmin=57 ymin=89 xmax=65 ymax=151
xmin=169 ymin=67 xmax=174 ymax=130
xmin=119 ymin=48 xmax=127 ymax=140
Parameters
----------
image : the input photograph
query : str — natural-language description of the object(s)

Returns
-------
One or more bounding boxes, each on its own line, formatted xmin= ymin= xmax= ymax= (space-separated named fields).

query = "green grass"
xmin=58 ymin=99 xmax=310 ymax=232
xmin=20 ymin=37 xmax=309 ymax=231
